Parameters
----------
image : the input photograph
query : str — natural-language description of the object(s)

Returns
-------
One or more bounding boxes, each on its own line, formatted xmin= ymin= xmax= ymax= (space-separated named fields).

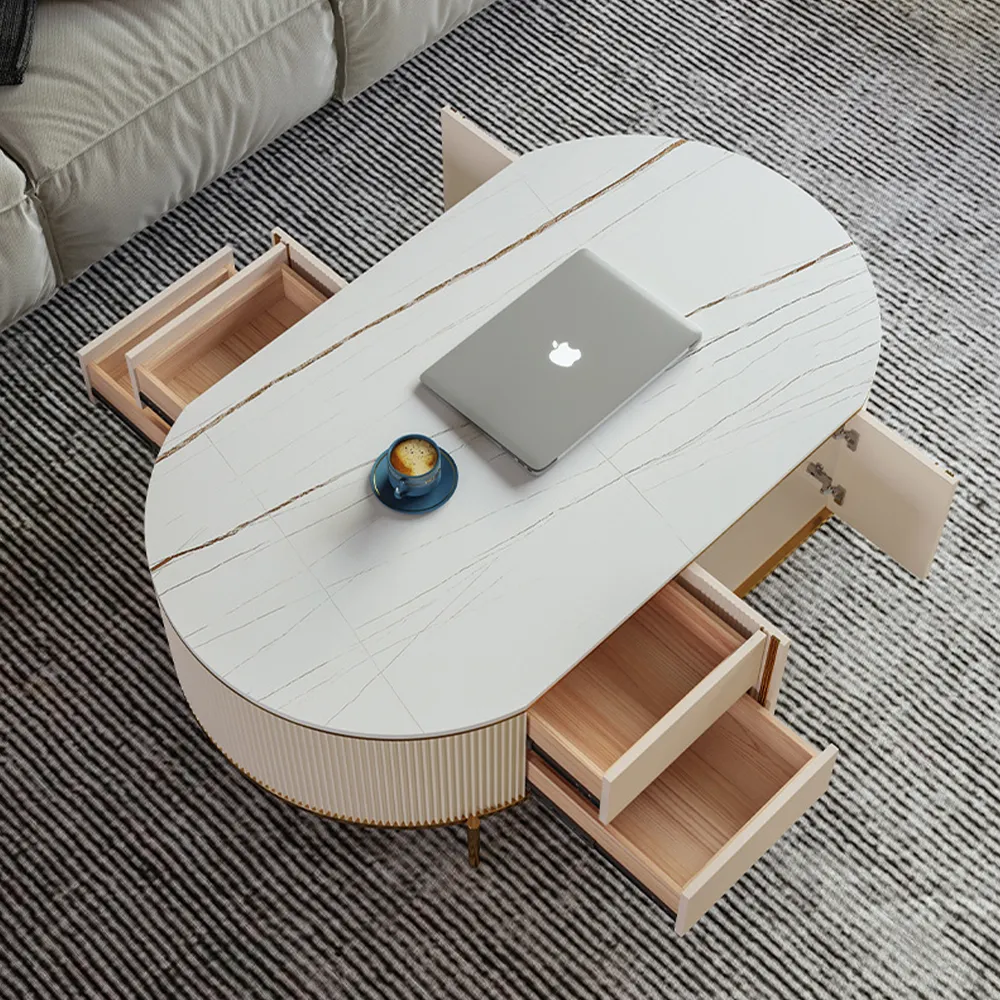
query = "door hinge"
xmin=808 ymin=462 xmax=846 ymax=505
xmin=833 ymin=426 xmax=860 ymax=451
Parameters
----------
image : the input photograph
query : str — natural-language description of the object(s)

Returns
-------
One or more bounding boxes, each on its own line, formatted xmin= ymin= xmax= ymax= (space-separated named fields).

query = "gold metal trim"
xmin=157 ymin=138 xmax=688 ymax=465
xmin=466 ymin=815 xmax=481 ymax=867
xmin=736 ymin=508 xmax=833 ymax=598
xmin=756 ymin=635 xmax=780 ymax=708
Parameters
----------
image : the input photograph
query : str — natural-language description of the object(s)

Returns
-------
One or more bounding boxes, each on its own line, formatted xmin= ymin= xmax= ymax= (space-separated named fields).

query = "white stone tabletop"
xmin=145 ymin=135 xmax=881 ymax=739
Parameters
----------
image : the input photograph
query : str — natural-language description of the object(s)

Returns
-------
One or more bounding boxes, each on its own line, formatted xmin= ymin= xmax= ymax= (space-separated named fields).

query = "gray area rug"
xmin=2 ymin=0 xmax=999 ymax=996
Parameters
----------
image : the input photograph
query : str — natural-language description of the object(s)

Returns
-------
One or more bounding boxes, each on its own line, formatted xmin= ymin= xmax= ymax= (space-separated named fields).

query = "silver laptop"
xmin=420 ymin=249 xmax=702 ymax=473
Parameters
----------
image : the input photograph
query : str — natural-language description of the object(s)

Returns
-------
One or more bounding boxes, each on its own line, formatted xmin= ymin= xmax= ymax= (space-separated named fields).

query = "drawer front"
xmin=600 ymin=631 xmax=766 ymax=823
xmin=77 ymin=248 xmax=236 ymax=443
xmin=441 ymin=105 xmax=519 ymax=210
xmin=528 ymin=697 xmax=837 ymax=935
xmin=127 ymin=240 xmax=337 ymax=423
xmin=79 ymin=232 xmax=347 ymax=440
xmin=680 ymin=563 xmax=790 ymax=712
xmin=675 ymin=746 xmax=836 ymax=933
xmin=91 ymin=386 xmax=170 ymax=447
xmin=529 ymin=750 xmax=679 ymax=907
xmin=272 ymin=227 xmax=349 ymax=298
xmin=127 ymin=244 xmax=289 ymax=420
xmin=529 ymin=569 xmax=789 ymax=825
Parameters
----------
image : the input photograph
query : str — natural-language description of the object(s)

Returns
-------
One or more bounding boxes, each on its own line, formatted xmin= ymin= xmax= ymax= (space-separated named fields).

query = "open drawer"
xmin=528 ymin=696 xmax=837 ymax=934
xmin=528 ymin=566 xmax=789 ymax=824
xmin=77 ymin=248 xmax=238 ymax=445
xmin=78 ymin=230 xmax=347 ymax=439
xmin=126 ymin=230 xmax=347 ymax=423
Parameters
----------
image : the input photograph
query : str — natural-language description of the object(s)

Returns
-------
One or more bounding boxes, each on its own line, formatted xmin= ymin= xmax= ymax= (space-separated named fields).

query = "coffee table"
xmin=81 ymin=108 xmax=956 ymax=934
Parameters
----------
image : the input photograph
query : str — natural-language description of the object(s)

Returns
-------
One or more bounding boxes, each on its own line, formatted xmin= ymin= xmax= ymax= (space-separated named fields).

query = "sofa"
xmin=0 ymin=0 xmax=492 ymax=332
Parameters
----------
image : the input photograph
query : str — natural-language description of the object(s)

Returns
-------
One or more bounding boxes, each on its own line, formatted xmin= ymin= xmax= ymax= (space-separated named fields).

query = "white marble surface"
xmin=145 ymin=136 xmax=881 ymax=739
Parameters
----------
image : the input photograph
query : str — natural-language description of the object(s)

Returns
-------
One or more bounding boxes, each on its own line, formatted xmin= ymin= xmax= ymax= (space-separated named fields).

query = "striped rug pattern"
xmin=2 ymin=1 xmax=998 ymax=996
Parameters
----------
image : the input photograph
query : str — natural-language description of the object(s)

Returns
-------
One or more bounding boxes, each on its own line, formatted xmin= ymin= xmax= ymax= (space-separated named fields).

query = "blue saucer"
xmin=371 ymin=448 xmax=458 ymax=514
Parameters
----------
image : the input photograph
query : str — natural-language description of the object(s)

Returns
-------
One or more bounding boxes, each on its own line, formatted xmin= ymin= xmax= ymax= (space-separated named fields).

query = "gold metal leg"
xmin=466 ymin=815 xmax=481 ymax=867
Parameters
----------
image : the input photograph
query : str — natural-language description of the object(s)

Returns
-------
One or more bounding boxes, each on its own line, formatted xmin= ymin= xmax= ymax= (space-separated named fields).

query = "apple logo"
xmin=549 ymin=340 xmax=582 ymax=368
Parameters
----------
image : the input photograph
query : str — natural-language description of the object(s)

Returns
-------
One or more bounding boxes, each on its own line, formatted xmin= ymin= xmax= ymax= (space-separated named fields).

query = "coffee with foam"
xmin=390 ymin=437 xmax=438 ymax=477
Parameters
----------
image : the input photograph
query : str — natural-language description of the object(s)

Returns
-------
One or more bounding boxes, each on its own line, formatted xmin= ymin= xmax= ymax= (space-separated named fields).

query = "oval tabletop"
xmin=146 ymin=136 xmax=881 ymax=740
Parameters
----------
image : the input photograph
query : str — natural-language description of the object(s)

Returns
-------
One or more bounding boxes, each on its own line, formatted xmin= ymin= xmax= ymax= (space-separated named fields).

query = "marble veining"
xmin=145 ymin=136 xmax=881 ymax=739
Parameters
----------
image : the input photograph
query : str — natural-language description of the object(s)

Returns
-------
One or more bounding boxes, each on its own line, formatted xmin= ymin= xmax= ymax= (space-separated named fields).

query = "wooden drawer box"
xmin=528 ymin=697 xmax=836 ymax=935
xmin=528 ymin=566 xmax=789 ymax=824
xmin=78 ymin=229 xmax=346 ymax=442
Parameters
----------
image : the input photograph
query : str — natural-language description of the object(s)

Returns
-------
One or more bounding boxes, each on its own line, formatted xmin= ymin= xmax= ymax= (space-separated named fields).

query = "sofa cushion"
xmin=0 ymin=148 xmax=57 ymax=331
xmin=0 ymin=0 xmax=337 ymax=281
xmin=333 ymin=0 xmax=493 ymax=101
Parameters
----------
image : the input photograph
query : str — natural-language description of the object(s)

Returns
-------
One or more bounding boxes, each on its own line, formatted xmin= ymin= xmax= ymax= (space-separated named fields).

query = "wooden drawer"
xmin=78 ymin=230 xmax=347 ymax=439
xmin=127 ymin=232 xmax=346 ymax=423
xmin=528 ymin=697 xmax=837 ymax=935
xmin=441 ymin=105 xmax=519 ymax=210
xmin=77 ymin=248 xmax=237 ymax=445
xmin=528 ymin=566 xmax=789 ymax=824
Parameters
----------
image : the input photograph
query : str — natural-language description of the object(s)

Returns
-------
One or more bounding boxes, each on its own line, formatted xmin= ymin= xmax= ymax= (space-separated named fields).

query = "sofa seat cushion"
xmin=333 ymin=0 xmax=493 ymax=100
xmin=0 ymin=148 xmax=57 ymax=331
xmin=0 ymin=0 xmax=337 ymax=281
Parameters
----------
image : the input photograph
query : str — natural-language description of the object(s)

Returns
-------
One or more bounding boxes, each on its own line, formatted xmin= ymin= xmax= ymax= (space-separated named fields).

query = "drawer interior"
xmin=528 ymin=581 xmax=746 ymax=799
xmin=85 ymin=269 xmax=234 ymax=443
xmin=610 ymin=696 xmax=812 ymax=889
xmin=80 ymin=233 xmax=347 ymax=444
xmin=138 ymin=265 xmax=326 ymax=412
xmin=528 ymin=693 xmax=832 ymax=931
xmin=88 ymin=273 xmax=230 ymax=402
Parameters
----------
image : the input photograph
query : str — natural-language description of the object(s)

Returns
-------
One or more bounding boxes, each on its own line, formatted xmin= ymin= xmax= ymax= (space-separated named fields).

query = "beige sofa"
xmin=0 ymin=0 xmax=492 ymax=332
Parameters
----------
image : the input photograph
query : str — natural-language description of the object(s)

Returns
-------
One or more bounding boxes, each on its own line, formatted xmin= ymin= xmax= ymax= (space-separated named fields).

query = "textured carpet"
xmin=2 ymin=0 xmax=999 ymax=996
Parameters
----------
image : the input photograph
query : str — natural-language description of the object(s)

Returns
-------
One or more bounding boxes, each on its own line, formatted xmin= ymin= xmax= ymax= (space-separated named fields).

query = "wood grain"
xmin=78 ymin=248 xmax=235 ymax=397
xmin=529 ymin=695 xmax=827 ymax=932
xmin=600 ymin=630 xmax=766 ymax=823
xmin=604 ymin=696 xmax=812 ymax=888
xmin=77 ymin=247 xmax=235 ymax=440
xmin=135 ymin=265 xmax=327 ymax=412
xmin=678 ymin=563 xmax=791 ymax=711
xmin=89 ymin=364 xmax=169 ymax=446
xmin=527 ymin=750 xmax=683 ymax=911
xmin=281 ymin=267 xmax=327 ymax=314
xmin=675 ymin=746 xmax=837 ymax=933
xmin=272 ymin=227 xmax=350 ymax=299
xmin=528 ymin=581 xmax=744 ymax=797
xmin=126 ymin=245 xmax=288 ymax=404
xmin=135 ymin=369 xmax=188 ymax=423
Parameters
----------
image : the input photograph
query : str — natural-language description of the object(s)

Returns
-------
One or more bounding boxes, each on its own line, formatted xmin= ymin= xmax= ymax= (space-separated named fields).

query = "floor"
xmin=1 ymin=1 xmax=998 ymax=996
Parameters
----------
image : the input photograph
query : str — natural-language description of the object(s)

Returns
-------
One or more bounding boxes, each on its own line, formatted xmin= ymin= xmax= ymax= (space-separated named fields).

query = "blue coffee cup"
xmin=386 ymin=434 xmax=442 ymax=500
